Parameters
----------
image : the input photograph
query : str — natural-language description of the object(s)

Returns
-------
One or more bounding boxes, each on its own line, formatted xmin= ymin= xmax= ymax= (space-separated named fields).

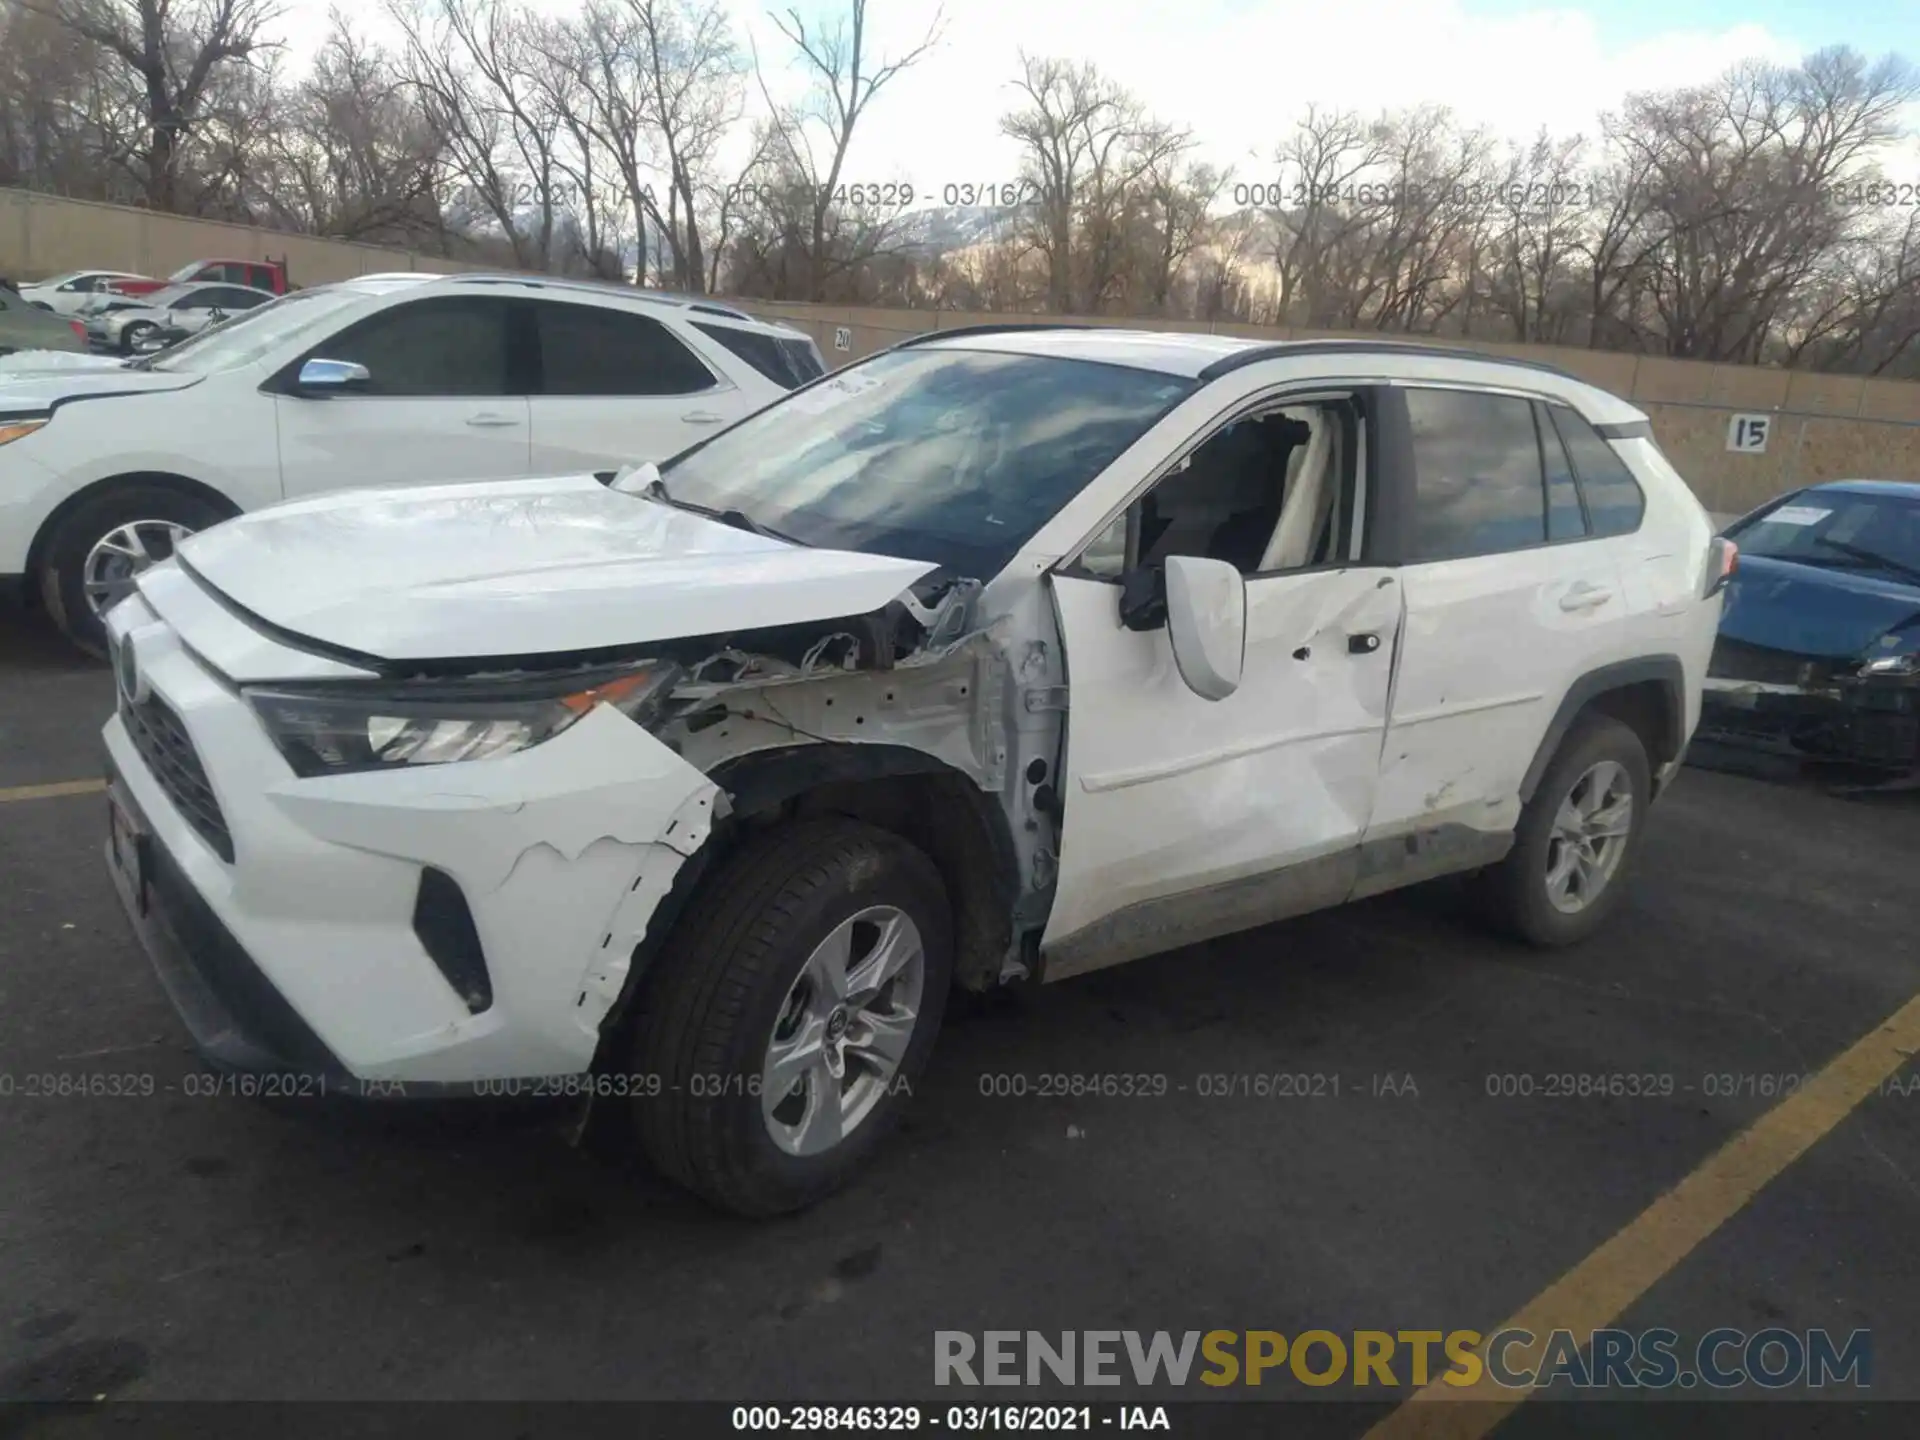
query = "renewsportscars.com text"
xmin=934 ymin=1328 xmax=1870 ymax=1390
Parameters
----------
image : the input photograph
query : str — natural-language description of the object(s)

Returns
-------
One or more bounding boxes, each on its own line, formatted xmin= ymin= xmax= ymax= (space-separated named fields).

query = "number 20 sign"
xmin=1727 ymin=414 xmax=1771 ymax=453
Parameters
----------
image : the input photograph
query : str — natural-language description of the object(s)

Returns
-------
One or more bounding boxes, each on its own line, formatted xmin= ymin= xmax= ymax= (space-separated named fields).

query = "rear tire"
xmin=627 ymin=817 xmax=952 ymax=1217
xmin=37 ymin=483 xmax=230 ymax=659
xmin=1478 ymin=713 xmax=1651 ymax=947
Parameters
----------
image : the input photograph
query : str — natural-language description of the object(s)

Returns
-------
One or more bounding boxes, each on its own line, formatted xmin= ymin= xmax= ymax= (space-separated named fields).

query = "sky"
xmin=299 ymin=0 xmax=1920 ymax=200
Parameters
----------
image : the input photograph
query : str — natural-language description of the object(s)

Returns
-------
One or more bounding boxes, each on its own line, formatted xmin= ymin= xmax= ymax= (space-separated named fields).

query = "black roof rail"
xmin=892 ymin=321 xmax=1108 ymax=348
xmin=1195 ymin=338 xmax=1586 ymax=385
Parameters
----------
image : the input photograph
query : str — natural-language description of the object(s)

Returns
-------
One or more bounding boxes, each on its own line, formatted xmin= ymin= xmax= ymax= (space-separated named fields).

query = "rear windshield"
xmin=1730 ymin=491 xmax=1920 ymax=585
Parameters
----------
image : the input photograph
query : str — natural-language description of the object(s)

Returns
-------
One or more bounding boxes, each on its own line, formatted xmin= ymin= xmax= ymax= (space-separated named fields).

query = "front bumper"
xmin=102 ymin=593 xmax=721 ymax=1086
xmin=1697 ymin=675 xmax=1920 ymax=775
xmin=106 ymin=764 xmax=356 ymax=1086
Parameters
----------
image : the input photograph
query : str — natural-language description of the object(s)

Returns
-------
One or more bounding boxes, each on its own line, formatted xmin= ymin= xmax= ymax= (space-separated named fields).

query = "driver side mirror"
xmin=296 ymin=357 xmax=371 ymax=395
xmin=1163 ymin=555 xmax=1246 ymax=701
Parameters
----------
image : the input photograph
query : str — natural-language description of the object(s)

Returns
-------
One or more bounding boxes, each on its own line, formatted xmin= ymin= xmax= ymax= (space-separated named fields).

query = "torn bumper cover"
xmin=103 ymin=603 xmax=721 ymax=1091
xmin=1697 ymin=641 xmax=1920 ymax=779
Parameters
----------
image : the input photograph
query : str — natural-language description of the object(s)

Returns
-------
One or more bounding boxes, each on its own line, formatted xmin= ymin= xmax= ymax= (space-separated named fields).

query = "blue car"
xmin=1699 ymin=479 xmax=1920 ymax=781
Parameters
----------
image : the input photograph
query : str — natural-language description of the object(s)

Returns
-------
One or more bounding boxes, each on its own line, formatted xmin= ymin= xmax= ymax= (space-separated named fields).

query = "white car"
xmin=82 ymin=281 xmax=277 ymax=355
xmin=0 ymin=273 xmax=826 ymax=654
xmin=99 ymin=328 xmax=1730 ymax=1217
xmin=17 ymin=270 xmax=154 ymax=316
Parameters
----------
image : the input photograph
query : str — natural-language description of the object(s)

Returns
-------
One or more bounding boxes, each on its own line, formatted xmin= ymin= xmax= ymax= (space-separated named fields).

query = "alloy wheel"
xmin=82 ymin=520 xmax=194 ymax=618
xmin=762 ymin=905 xmax=926 ymax=1157
xmin=1543 ymin=759 xmax=1635 ymax=914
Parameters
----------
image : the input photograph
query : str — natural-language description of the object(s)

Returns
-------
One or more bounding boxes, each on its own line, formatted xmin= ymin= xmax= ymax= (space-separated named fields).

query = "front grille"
xmin=121 ymin=692 xmax=235 ymax=862
xmin=1708 ymin=638 xmax=1834 ymax=688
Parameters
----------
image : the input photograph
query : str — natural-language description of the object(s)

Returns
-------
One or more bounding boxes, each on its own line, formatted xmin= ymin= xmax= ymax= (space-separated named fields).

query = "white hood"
xmin=170 ymin=473 xmax=940 ymax=662
xmin=0 ymin=366 xmax=200 ymax=411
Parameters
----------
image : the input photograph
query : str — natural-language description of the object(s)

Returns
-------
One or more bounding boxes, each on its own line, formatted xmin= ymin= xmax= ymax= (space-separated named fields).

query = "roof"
xmin=1804 ymin=478 xmax=1920 ymax=500
xmin=905 ymin=325 xmax=1644 ymax=420
xmin=424 ymin=272 xmax=758 ymax=322
xmin=907 ymin=326 xmax=1265 ymax=377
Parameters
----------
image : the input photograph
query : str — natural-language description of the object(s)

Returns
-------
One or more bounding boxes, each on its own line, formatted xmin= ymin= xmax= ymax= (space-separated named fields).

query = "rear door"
xmin=524 ymin=300 xmax=739 ymax=471
xmin=273 ymin=294 xmax=530 ymax=499
xmin=1357 ymin=384 xmax=1640 ymax=888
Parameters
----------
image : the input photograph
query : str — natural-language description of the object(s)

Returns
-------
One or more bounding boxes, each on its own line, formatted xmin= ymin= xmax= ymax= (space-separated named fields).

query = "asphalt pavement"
xmin=2 ymin=605 xmax=1917 ymax=1435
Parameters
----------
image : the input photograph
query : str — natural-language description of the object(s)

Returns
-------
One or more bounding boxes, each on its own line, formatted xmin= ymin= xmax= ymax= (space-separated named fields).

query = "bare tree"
xmin=18 ymin=0 xmax=280 ymax=210
xmin=760 ymin=0 xmax=942 ymax=300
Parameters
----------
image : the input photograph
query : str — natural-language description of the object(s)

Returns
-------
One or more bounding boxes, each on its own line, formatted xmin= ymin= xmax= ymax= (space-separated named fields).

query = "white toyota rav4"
xmin=100 ymin=327 xmax=1731 ymax=1216
xmin=0 ymin=272 xmax=823 ymax=655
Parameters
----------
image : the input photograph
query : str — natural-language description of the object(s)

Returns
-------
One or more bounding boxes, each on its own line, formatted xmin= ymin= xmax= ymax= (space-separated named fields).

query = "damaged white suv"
xmin=101 ymin=327 xmax=1728 ymax=1216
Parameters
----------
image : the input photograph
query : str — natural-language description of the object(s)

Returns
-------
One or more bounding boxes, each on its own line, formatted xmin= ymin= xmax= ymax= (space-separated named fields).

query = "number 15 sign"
xmin=1727 ymin=414 xmax=1772 ymax=453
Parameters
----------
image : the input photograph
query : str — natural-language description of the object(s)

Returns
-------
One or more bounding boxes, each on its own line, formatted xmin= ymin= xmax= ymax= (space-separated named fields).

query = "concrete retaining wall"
xmin=0 ymin=190 xmax=495 ymax=290
xmin=7 ymin=191 xmax=1917 ymax=515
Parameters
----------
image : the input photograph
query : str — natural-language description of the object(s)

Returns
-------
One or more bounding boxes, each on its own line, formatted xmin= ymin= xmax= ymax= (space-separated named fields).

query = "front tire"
xmin=37 ymin=484 xmax=230 ymax=658
xmin=119 ymin=321 xmax=156 ymax=354
xmin=1479 ymin=713 xmax=1651 ymax=947
xmin=628 ymin=818 xmax=953 ymax=1217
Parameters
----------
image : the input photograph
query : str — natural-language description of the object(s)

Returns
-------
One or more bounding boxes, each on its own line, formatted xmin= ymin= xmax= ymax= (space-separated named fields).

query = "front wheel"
xmin=118 ymin=321 xmax=156 ymax=354
xmin=627 ymin=817 xmax=953 ymax=1217
xmin=1478 ymin=713 xmax=1651 ymax=947
xmin=38 ymin=484 xmax=231 ymax=658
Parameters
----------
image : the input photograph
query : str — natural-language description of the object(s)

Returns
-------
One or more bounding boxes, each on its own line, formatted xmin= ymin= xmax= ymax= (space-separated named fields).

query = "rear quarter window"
xmin=692 ymin=321 xmax=816 ymax=389
xmin=1549 ymin=406 xmax=1646 ymax=536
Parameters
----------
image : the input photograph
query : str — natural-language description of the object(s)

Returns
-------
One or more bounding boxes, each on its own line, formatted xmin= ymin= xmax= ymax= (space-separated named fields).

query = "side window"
xmin=309 ymin=296 xmax=512 ymax=397
xmin=172 ymin=291 xmax=215 ymax=311
xmin=1548 ymin=406 xmax=1646 ymax=537
xmin=1078 ymin=399 xmax=1358 ymax=579
xmin=1405 ymin=387 xmax=1546 ymax=561
xmin=215 ymin=288 xmax=268 ymax=310
xmin=533 ymin=302 xmax=715 ymax=396
xmin=1536 ymin=402 xmax=1588 ymax=541
xmin=250 ymin=265 xmax=278 ymax=290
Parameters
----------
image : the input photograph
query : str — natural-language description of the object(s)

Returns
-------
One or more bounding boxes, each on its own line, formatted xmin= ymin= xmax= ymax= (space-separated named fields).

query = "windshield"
xmin=147 ymin=287 xmax=365 ymax=375
xmin=143 ymin=285 xmax=193 ymax=310
xmin=655 ymin=348 xmax=1196 ymax=577
xmin=1731 ymin=490 xmax=1920 ymax=585
xmin=167 ymin=261 xmax=210 ymax=283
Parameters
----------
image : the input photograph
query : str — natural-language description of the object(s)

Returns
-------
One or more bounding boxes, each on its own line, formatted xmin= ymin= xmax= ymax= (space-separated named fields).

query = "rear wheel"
xmin=37 ymin=484 xmax=230 ymax=658
xmin=1479 ymin=713 xmax=1651 ymax=947
xmin=627 ymin=817 xmax=952 ymax=1217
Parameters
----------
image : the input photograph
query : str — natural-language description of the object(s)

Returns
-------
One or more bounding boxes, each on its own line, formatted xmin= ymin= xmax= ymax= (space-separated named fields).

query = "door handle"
xmin=1559 ymin=582 xmax=1615 ymax=612
xmin=1347 ymin=633 xmax=1382 ymax=655
xmin=465 ymin=412 xmax=520 ymax=428
xmin=681 ymin=410 xmax=726 ymax=425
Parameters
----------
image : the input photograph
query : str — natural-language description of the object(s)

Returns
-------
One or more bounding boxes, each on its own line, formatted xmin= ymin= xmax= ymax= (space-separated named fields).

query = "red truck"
xmin=108 ymin=256 xmax=292 ymax=298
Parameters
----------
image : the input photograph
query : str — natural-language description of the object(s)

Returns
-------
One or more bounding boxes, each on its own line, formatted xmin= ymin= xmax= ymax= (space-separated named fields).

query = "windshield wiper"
xmin=1812 ymin=536 xmax=1920 ymax=587
xmin=640 ymin=476 xmax=808 ymax=546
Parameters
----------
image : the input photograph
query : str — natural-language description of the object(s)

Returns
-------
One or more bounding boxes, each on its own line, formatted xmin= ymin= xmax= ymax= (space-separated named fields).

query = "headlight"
xmin=243 ymin=660 xmax=682 ymax=777
xmin=1860 ymin=653 xmax=1918 ymax=677
xmin=0 ymin=418 xmax=47 ymax=447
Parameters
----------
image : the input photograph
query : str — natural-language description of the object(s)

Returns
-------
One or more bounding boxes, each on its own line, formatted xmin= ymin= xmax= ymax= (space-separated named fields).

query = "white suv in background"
xmin=0 ymin=274 xmax=824 ymax=653
xmin=16 ymin=270 xmax=153 ymax=316
xmin=98 ymin=329 xmax=1729 ymax=1217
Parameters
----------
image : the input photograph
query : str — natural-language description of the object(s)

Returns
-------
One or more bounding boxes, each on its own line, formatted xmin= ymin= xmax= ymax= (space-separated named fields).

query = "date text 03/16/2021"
xmin=730 ymin=1406 xmax=1170 ymax=1433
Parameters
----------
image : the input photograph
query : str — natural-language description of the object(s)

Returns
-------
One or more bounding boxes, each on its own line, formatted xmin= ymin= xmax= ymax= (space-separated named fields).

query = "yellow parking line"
xmin=1365 ymin=988 xmax=1920 ymax=1440
xmin=0 ymin=778 xmax=106 ymax=803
